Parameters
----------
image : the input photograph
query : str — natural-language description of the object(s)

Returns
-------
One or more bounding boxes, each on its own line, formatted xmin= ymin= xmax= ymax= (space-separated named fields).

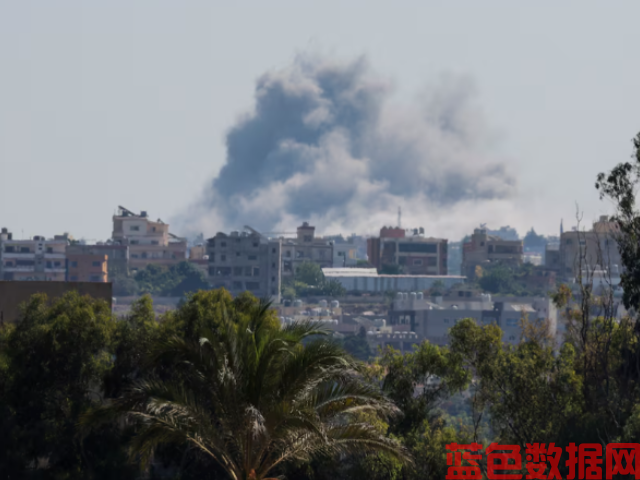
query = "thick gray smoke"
xmin=188 ymin=54 xmax=516 ymax=235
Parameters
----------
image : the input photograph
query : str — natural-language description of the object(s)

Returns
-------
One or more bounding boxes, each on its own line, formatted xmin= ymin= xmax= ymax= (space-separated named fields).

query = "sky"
xmin=1 ymin=2 xmax=639 ymax=242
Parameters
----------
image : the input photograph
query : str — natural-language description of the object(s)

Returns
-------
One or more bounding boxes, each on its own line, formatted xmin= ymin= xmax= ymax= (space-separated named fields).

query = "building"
xmin=188 ymin=244 xmax=208 ymax=275
xmin=552 ymin=216 xmax=621 ymax=280
xmin=0 ymin=280 xmax=113 ymax=323
xmin=206 ymin=230 xmax=281 ymax=302
xmin=367 ymin=227 xmax=448 ymax=275
xmin=111 ymin=206 xmax=187 ymax=272
xmin=369 ymin=289 xmax=557 ymax=352
xmin=322 ymin=268 xmax=465 ymax=293
xmin=0 ymin=229 xmax=68 ymax=281
xmin=280 ymin=222 xmax=333 ymax=277
xmin=462 ymin=228 xmax=523 ymax=279
xmin=66 ymin=243 xmax=129 ymax=276
xmin=332 ymin=243 xmax=357 ymax=268
xmin=66 ymin=254 xmax=108 ymax=282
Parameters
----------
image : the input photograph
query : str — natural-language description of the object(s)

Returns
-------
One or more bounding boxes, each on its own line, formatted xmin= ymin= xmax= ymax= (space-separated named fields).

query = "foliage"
xmin=295 ymin=261 xmax=325 ymax=286
xmin=134 ymin=261 xmax=210 ymax=297
xmin=523 ymin=227 xmax=547 ymax=250
xmin=380 ymin=264 xmax=402 ymax=275
xmin=85 ymin=298 xmax=409 ymax=480
xmin=341 ymin=326 xmax=372 ymax=361
xmin=477 ymin=261 xmax=549 ymax=296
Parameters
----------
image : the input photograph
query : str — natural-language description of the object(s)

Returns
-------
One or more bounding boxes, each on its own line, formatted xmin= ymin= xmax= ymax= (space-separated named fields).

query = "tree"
xmin=523 ymin=228 xmax=547 ymax=250
xmin=320 ymin=278 xmax=347 ymax=298
xmin=477 ymin=263 xmax=513 ymax=294
xmin=342 ymin=326 xmax=372 ymax=361
xmin=295 ymin=261 xmax=325 ymax=286
xmin=85 ymin=300 xmax=409 ymax=480
xmin=134 ymin=261 xmax=210 ymax=297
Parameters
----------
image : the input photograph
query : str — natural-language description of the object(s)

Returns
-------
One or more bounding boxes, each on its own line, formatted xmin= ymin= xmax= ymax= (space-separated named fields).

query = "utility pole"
xmin=397 ymin=206 xmax=402 ymax=229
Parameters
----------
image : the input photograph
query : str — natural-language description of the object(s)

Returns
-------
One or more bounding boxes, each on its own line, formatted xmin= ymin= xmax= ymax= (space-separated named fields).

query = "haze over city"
xmin=2 ymin=2 xmax=640 ymax=241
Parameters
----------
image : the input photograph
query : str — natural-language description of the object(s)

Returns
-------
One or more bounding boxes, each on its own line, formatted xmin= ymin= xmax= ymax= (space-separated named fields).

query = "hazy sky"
xmin=1 ymin=2 xmax=639 ymax=241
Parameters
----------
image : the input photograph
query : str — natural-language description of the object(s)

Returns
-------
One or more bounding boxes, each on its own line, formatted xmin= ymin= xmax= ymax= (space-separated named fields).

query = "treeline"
xmin=111 ymin=261 xmax=210 ymax=297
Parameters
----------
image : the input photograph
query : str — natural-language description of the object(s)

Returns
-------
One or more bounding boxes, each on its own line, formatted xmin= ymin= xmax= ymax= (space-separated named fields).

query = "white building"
xmin=322 ymin=268 xmax=465 ymax=293
xmin=0 ymin=228 xmax=68 ymax=281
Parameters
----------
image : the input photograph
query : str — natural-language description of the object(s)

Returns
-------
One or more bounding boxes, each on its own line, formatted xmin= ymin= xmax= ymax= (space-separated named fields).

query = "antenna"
xmin=397 ymin=206 xmax=402 ymax=228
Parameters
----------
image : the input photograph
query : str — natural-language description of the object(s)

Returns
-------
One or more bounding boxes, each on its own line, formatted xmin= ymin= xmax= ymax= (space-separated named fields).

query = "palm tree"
xmin=85 ymin=301 xmax=409 ymax=479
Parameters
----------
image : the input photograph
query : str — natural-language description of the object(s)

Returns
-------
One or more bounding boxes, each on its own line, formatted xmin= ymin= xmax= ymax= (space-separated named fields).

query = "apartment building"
xmin=206 ymin=230 xmax=281 ymax=302
xmin=461 ymin=228 xmax=523 ymax=279
xmin=111 ymin=206 xmax=187 ymax=272
xmin=66 ymin=254 xmax=108 ymax=282
xmin=548 ymin=216 xmax=621 ymax=280
xmin=0 ymin=229 xmax=68 ymax=281
xmin=66 ymin=243 xmax=129 ymax=276
xmin=366 ymin=227 xmax=448 ymax=275
xmin=281 ymin=222 xmax=333 ymax=277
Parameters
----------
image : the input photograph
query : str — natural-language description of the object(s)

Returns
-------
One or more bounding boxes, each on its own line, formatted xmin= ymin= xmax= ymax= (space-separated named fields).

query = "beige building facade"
xmin=281 ymin=223 xmax=333 ymax=277
xmin=0 ymin=229 xmax=68 ymax=281
xmin=462 ymin=228 xmax=523 ymax=279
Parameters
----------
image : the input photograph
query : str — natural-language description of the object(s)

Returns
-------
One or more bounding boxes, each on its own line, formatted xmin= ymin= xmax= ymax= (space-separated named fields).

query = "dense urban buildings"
xmin=111 ymin=206 xmax=187 ymax=272
xmin=206 ymin=229 xmax=282 ymax=301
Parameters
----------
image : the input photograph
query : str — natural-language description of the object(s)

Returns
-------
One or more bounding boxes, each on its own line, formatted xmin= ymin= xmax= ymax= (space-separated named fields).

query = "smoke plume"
xmin=185 ymin=54 xmax=516 ymax=236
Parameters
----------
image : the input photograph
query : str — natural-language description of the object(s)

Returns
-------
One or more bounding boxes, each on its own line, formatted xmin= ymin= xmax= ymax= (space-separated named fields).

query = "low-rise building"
xmin=206 ymin=230 xmax=281 ymax=302
xmin=0 ymin=230 xmax=68 ymax=281
xmin=367 ymin=290 xmax=557 ymax=352
xmin=322 ymin=268 xmax=465 ymax=293
xmin=66 ymin=254 xmax=108 ymax=282
xmin=111 ymin=206 xmax=187 ymax=272
xmin=66 ymin=243 xmax=129 ymax=276
xmin=462 ymin=228 xmax=523 ymax=279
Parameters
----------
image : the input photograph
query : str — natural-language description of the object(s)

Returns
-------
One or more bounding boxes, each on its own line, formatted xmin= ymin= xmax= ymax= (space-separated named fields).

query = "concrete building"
xmin=462 ymin=228 xmax=523 ymax=279
xmin=367 ymin=227 xmax=448 ymax=275
xmin=206 ymin=230 xmax=281 ymax=302
xmin=0 ymin=280 xmax=113 ymax=323
xmin=552 ymin=216 xmax=621 ymax=280
xmin=66 ymin=243 xmax=129 ymax=276
xmin=368 ymin=290 xmax=557 ymax=353
xmin=322 ymin=268 xmax=465 ymax=293
xmin=280 ymin=222 xmax=333 ymax=277
xmin=0 ymin=229 xmax=68 ymax=281
xmin=66 ymin=254 xmax=108 ymax=282
xmin=111 ymin=206 xmax=187 ymax=272
xmin=332 ymin=243 xmax=358 ymax=268
xmin=188 ymin=244 xmax=208 ymax=275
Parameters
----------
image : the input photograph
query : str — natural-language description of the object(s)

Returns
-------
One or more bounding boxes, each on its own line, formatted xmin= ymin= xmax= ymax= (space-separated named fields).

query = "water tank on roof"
xmin=410 ymin=292 xmax=417 ymax=300
xmin=331 ymin=300 xmax=340 ymax=308
xmin=319 ymin=299 xmax=328 ymax=308
xmin=293 ymin=299 xmax=303 ymax=307
xmin=417 ymin=292 xmax=424 ymax=300
xmin=397 ymin=292 xmax=404 ymax=300
xmin=403 ymin=292 xmax=409 ymax=300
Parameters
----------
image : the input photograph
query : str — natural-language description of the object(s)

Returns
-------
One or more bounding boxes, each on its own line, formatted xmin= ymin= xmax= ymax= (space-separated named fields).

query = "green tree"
xmin=319 ymin=278 xmax=346 ymax=298
xmin=295 ymin=261 xmax=325 ymax=286
xmin=342 ymin=326 xmax=372 ymax=361
xmin=86 ymin=302 xmax=408 ymax=480
xmin=477 ymin=263 xmax=514 ymax=294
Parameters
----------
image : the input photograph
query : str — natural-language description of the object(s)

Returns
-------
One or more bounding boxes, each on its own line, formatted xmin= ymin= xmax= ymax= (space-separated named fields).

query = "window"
xmin=253 ymin=267 xmax=260 ymax=276
xmin=244 ymin=267 xmax=252 ymax=276
xmin=221 ymin=242 xmax=227 ymax=247
xmin=209 ymin=253 xmax=215 ymax=262
xmin=152 ymin=227 xmax=156 ymax=232
xmin=16 ymin=260 xmax=34 ymax=266
xmin=90 ymin=275 xmax=101 ymax=282
xmin=444 ymin=318 xmax=450 ymax=324
xmin=272 ymin=263 xmax=276 ymax=268
xmin=130 ymin=226 xmax=140 ymax=231
xmin=566 ymin=239 xmax=573 ymax=245
xmin=426 ymin=257 xmax=438 ymax=266
xmin=233 ymin=267 xmax=243 ymax=276
xmin=46 ymin=261 xmax=52 ymax=268
xmin=579 ymin=239 xmax=586 ymax=246
xmin=506 ymin=319 xmax=518 ymax=327
xmin=20 ymin=247 xmax=29 ymax=253
xmin=303 ymin=235 xmax=312 ymax=242
xmin=488 ymin=245 xmax=494 ymax=253
xmin=208 ymin=266 xmax=215 ymax=276
xmin=70 ymin=275 xmax=79 ymax=281
xmin=248 ymin=255 xmax=257 ymax=260
xmin=296 ymin=251 xmax=304 ymax=258
xmin=413 ymin=259 xmax=423 ymax=266
xmin=398 ymin=243 xmax=437 ymax=253
xmin=253 ymin=242 xmax=259 ymax=247
xmin=54 ymin=262 xmax=61 ymax=267
xmin=216 ymin=267 xmax=232 ymax=276
xmin=5 ymin=261 xmax=13 ymax=266
xmin=4 ymin=246 xmax=14 ymax=253
xmin=285 ymin=251 xmax=291 ymax=257
xmin=221 ymin=255 xmax=226 ymax=261
xmin=130 ymin=240 xmax=139 ymax=245
xmin=131 ymin=254 xmax=139 ymax=259
xmin=232 ymin=281 xmax=243 ymax=290
xmin=92 ymin=261 xmax=101 ymax=267
xmin=151 ymin=240 xmax=159 ymax=245
xmin=246 ymin=281 xmax=260 ymax=291
xmin=271 ymin=276 xmax=276 ymax=282
xmin=480 ymin=242 xmax=485 ymax=247
xmin=46 ymin=247 xmax=53 ymax=253
xmin=272 ymin=248 xmax=276 ymax=254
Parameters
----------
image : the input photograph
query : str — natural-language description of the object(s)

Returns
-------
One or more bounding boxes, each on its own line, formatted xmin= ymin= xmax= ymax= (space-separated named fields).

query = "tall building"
xmin=462 ymin=228 xmax=523 ymax=279
xmin=111 ymin=206 xmax=187 ymax=272
xmin=280 ymin=222 xmax=333 ymax=277
xmin=0 ymin=229 xmax=68 ymax=281
xmin=206 ymin=230 xmax=281 ymax=302
xmin=366 ymin=227 xmax=448 ymax=275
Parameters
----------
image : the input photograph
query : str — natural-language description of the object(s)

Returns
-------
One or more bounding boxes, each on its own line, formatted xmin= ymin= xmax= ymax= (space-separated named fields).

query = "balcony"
xmin=2 ymin=252 xmax=34 ymax=258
